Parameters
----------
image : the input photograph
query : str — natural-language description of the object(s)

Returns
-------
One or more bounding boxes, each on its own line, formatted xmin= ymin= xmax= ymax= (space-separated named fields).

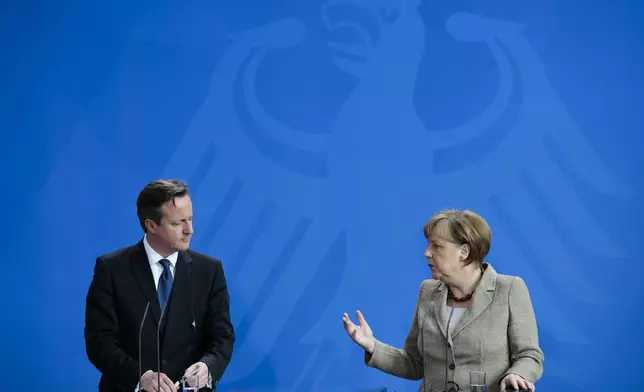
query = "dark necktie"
xmin=158 ymin=258 xmax=174 ymax=311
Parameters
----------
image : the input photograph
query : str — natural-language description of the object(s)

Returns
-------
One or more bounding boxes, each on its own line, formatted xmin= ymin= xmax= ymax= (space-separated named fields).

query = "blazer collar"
xmin=431 ymin=263 xmax=497 ymax=342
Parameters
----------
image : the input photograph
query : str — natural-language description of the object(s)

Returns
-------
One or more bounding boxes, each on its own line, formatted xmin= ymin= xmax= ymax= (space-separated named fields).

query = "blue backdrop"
xmin=2 ymin=1 xmax=643 ymax=391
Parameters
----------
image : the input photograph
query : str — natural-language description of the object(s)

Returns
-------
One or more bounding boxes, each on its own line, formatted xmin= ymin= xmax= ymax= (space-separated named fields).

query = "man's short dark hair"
xmin=136 ymin=179 xmax=190 ymax=232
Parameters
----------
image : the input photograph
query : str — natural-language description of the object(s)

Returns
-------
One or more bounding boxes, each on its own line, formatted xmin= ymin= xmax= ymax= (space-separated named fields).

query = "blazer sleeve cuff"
xmin=364 ymin=339 xmax=385 ymax=368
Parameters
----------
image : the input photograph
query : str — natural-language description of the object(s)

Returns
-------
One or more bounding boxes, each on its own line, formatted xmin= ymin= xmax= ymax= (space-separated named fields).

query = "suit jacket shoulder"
xmin=186 ymin=248 xmax=222 ymax=266
xmin=100 ymin=244 xmax=136 ymax=260
xmin=418 ymin=277 xmax=444 ymax=300
xmin=491 ymin=271 xmax=526 ymax=299
xmin=494 ymin=271 xmax=518 ymax=285
xmin=95 ymin=243 xmax=142 ymax=275
xmin=419 ymin=278 xmax=439 ymax=296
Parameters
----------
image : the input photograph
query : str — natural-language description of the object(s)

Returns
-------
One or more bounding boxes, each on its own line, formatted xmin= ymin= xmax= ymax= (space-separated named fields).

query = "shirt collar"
xmin=143 ymin=234 xmax=179 ymax=269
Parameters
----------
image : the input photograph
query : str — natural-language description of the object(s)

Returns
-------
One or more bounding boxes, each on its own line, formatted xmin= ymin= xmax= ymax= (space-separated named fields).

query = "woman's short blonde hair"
xmin=423 ymin=209 xmax=492 ymax=265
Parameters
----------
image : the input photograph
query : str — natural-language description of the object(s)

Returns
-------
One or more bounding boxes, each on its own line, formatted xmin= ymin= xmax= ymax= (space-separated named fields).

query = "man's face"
xmin=147 ymin=195 xmax=194 ymax=254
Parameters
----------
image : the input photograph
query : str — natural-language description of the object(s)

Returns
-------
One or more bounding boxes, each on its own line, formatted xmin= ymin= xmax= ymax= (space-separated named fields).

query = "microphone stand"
xmin=157 ymin=302 xmax=168 ymax=392
xmin=138 ymin=302 xmax=150 ymax=391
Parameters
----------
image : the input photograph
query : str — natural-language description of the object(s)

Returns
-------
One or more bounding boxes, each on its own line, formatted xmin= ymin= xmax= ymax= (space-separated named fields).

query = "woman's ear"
xmin=460 ymin=244 xmax=470 ymax=261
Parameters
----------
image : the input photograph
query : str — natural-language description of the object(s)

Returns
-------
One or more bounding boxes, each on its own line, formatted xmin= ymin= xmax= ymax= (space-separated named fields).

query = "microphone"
xmin=445 ymin=307 xmax=455 ymax=392
xmin=157 ymin=300 xmax=169 ymax=392
xmin=138 ymin=302 xmax=150 ymax=391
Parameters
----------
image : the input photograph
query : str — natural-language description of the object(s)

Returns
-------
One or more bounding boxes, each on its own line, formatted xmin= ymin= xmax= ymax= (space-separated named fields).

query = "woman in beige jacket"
xmin=343 ymin=209 xmax=544 ymax=392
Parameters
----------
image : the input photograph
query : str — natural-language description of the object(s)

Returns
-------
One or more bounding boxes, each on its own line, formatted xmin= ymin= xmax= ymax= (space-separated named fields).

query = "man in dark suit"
xmin=85 ymin=179 xmax=235 ymax=392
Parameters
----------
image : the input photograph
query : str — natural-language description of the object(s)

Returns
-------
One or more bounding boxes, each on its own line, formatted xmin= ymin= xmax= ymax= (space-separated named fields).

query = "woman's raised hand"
xmin=342 ymin=310 xmax=376 ymax=353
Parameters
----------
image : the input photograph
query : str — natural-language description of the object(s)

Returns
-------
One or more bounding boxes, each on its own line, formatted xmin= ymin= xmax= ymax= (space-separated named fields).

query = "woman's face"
xmin=424 ymin=222 xmax=467 ymax=280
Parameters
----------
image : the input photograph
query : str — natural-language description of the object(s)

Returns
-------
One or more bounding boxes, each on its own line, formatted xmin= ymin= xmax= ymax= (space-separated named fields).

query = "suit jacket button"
xmin=449 ymin=363 xmax=455 ymax=370
xmin=162 ymin=360 xmax=167 ymax=366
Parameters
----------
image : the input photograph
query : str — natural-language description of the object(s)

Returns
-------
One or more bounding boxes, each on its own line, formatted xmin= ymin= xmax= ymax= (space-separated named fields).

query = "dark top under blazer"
xmin=84 ymin=241 xmax=235 ymax=392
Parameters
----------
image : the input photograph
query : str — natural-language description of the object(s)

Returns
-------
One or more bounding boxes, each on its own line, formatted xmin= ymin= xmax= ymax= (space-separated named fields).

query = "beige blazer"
xmin=366 ymin=263 xmax=543 ymax=392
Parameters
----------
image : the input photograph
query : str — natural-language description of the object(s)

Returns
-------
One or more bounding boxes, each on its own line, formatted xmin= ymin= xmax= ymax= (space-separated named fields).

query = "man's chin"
xmin=176 ymin=241 xmax=190 ymax=250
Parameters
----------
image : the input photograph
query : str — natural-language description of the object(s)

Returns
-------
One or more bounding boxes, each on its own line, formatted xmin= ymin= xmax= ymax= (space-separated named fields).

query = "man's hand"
xmin=183 ymin=362 xmax=209 ymax=388
xmin=140 ymin=370 xmax=175 ymax=392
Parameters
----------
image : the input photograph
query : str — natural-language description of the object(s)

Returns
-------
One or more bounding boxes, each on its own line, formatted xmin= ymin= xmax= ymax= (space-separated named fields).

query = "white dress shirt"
xmin=143 ymin=234 xmax=178 ymax=287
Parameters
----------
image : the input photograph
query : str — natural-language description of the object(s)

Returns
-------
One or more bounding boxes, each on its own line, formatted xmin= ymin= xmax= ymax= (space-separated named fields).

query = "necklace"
xmin=448 ymin=290 xmax=472 ymax=302
xmin=448 ymin=266 xmax=485 ymax=302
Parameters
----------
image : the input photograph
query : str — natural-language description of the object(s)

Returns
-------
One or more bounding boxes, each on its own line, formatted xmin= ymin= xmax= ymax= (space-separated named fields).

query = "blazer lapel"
xmin=131 ymin=241 xmax=162 ymax=325
xmin=431 ymin=281 xmax=450 ymax=342
xmin=451 ymin=263 xmax=497 ymax=338
xmin=162 ymin=250 xmax=193 ymax=347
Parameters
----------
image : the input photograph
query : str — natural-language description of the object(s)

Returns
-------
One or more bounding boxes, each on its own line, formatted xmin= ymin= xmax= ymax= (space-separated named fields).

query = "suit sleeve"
xmin=363 ymin=281 xmax=425 ymax=381
xmin=502 ymin=277 xmax=544 ymax=382
xmin=199 ymin=260 xmax=235 ymax=383
xmin=85 ymin=257 xmax=141 ymax=390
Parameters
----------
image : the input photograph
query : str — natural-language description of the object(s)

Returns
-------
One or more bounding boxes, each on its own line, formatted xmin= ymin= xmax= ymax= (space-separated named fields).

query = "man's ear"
xmin=145 ymin=218 xmax=157 ymax=234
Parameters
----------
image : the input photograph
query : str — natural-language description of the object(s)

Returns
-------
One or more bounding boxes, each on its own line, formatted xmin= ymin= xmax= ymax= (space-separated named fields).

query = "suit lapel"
xmin=451 ymin=263 xmax=497 ymax=338
xmin=131 ymin=241 xmax=162 ymax=325
xmin=162 ymin=250 xmax=193 ymax=347
xmin=432 ymin=282 xmax=450 ymax=342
